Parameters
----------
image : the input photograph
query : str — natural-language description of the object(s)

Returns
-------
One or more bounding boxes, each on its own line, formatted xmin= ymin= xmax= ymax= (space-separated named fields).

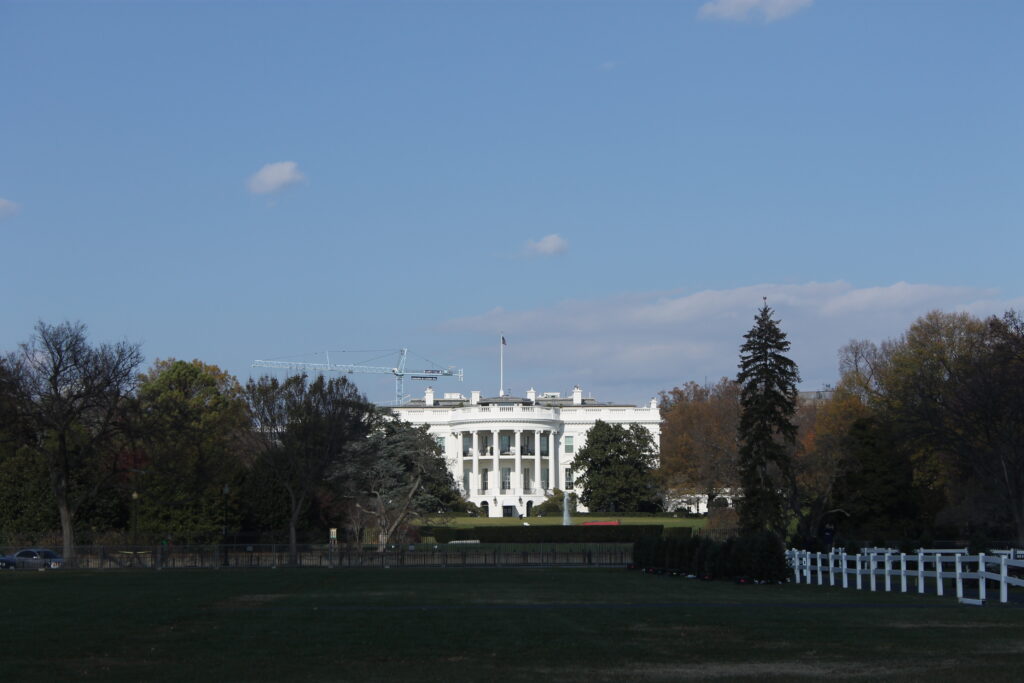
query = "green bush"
xmin=631 ymin=529 xmax=786 ymax=582
xmin=426 ymin=525 xmax=664 ymax=544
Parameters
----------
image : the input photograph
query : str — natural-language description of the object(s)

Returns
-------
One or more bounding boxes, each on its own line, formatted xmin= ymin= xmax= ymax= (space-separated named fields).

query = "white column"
xmin=514 ymin=430 xmax=523 ymax=494
xmin=549 ymin=432 xmax=558 ymax=490
xmin=472 ymin=431 xmax=480 ymax=496
xmin=533 ymin=430 xmax=541 ymax=494
xmin=492 ymin=430 xmax=500 ymax=493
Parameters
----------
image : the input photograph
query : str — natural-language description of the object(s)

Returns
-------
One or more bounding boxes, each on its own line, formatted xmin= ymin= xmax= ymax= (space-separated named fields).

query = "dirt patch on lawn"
xmin=216 ymin=593 xmax=290 ymax=608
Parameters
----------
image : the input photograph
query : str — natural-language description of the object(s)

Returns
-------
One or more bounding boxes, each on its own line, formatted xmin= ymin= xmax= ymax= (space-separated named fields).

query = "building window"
xmin=462 ymin=434 xmax=472 ymax=456
xmin=434 ymin=436 xmax=445 ymax=451
xmin=500 ymin=467 xmax=511 ymax=491
xmin=564 ymin=436 xmax=574 ymax=453
xmin=541 ymin=470 xmax=549 ymax=490
xmin=500 ymin=433 xmax=511 ymax=454
xmin=565 ymin=468 xmax=574 ymax=488
xmin=463 ymin=472 xmax=470 ymax=494
xmin=540 ymin=435 xmax=549 ymax=456
xmin=481 ymin=468 xmax=489 ymax=492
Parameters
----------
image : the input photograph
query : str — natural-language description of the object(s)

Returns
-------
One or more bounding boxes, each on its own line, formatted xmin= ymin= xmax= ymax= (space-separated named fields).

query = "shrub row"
xmin=423 ymin=525 xmax=667 ymax=544
xmin=633 ymin=530 xmax=788 ymax=582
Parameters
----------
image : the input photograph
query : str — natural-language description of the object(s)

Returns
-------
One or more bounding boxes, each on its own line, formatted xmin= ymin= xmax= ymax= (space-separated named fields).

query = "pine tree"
xmin=736 ymin=300 xmax=800 ymax=536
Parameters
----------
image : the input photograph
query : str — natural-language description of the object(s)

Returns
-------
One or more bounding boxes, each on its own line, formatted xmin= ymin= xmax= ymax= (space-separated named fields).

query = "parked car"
xmin=0 ymin=549 xmax=64 ymax=570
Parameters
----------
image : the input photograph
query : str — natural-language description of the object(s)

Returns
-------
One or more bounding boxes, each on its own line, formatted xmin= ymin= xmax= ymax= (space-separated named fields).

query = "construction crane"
xmin=251 ymin=348 xmax=463 ymax=406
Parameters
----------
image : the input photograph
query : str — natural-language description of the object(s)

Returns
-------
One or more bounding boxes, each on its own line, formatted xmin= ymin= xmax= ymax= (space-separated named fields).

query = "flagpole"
xmin=499 ymin=332 xmax=504 ymax=397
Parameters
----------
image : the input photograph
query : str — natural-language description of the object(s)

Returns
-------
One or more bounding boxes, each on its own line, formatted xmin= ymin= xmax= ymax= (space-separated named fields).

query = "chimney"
xmin=424 ymin=387 xmax=434 ymax=407
xmin=471 ymin=390 xmax=481 ymax=405
xmin=572 ymin=385 xmax=583 ymax=406
xmin=527 ymin=388 xmax=536 ymax=402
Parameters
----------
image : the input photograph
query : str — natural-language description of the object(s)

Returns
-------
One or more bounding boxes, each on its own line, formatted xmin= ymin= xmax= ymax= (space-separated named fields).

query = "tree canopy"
xmin=736 ymin=301 xmax=800 ymax=537
xmin=336 ymin=417 xmax=460 ymax=550
xmin=4 ymin=321 xmax=143 ymax=557
xmin=245 ymin=373 xmax=375 ymax=563
xmin=659 ymin=378 xmax=740 ymax=509
xmin=572 ymin=420 xmax=660 ymax=513
xmin=130 ymin=359 xmax=249 ymax=543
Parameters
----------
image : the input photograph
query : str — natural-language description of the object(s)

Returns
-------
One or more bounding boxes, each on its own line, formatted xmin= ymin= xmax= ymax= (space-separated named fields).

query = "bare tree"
xmin=245 ymin=374 xmax=374 ymax=565
xmin=5 ymin=321 xmax=142 ymax=559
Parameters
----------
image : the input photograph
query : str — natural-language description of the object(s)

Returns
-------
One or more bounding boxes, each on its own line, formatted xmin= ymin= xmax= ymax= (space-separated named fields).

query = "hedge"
xmin=422 ymin=525 xmax=665 ymax=544
xmin=633 ymin=530 xmax=787 ymax=582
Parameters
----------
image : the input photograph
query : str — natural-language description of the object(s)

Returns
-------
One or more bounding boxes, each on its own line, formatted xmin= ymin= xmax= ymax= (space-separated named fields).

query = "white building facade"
xmin=394 ymin=385 xmax=661 ymax=518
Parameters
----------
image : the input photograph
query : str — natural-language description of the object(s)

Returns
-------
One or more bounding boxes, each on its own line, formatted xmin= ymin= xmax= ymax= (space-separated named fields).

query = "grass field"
xmin=4 ymin=568 xmax=1022 ymax=682
xmin=425 ymin=515 xmax=706 ymax=528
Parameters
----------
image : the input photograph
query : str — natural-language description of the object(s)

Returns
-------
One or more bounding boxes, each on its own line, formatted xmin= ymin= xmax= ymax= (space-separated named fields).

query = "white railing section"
xmin=785 ymin=548 xmax=1024 ymax=604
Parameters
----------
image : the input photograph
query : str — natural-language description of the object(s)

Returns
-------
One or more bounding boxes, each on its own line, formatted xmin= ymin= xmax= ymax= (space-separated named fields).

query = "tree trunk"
xmin=53 ymin=435 xmax=76 ymax=560
xmin=58 ymin=500 xmax=75 ymax=561
xmin=1015 ymin=501 xmax=1024 ymax=548
xmin=287 ymin=489 xmax=304 ymax=567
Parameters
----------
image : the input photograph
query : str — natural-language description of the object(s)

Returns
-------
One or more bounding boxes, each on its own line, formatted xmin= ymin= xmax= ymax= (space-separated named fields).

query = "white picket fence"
xmin=785 ymin=548 xmax=1024 ymax=604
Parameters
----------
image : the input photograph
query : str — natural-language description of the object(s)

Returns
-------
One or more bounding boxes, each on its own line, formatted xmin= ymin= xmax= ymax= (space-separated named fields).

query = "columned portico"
xmin=396 ymin=386 xmax=661 ymax=517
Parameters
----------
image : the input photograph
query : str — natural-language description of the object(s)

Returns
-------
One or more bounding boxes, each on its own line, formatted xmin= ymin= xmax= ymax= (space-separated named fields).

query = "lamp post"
xmin=131 ymin=491 xmax=139 ymax=545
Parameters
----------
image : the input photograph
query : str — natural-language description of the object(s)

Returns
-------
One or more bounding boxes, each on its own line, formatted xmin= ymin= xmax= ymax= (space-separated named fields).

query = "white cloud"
xmin=698 ymin=0 xmax=813 ymax=22
xmin=247 ymin=161 xmax=305 ymax=195
xmin=0 ymin=198 xmax=19 ymax=219
xmin=526 ymin=234 xmax=569 ymax=256
xmin=439 ymin=281 xmax=1023 ymax=404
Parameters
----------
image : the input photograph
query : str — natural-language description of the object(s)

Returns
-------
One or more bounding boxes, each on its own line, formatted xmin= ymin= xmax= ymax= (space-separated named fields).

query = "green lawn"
xmin=3 ymin=568 xmax=1022 ymax=681
xmin=426 ymin=515 xmax=706 ymax=528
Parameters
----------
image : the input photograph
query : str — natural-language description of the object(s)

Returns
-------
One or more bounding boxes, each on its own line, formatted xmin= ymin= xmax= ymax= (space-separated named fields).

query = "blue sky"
xmin=2 ymin=0 xmax=1022 ymax=405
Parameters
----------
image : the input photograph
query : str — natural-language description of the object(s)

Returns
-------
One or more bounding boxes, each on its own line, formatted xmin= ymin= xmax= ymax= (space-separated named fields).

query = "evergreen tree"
xmin=736 ymin=300 xmax=800 ymax=536
xmin=572 ymin=421 xmax=660 ymax=513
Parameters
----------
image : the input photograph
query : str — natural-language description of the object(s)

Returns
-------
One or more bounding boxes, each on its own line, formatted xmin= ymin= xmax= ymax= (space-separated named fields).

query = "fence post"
xmin=1000 ymin=555 xmax=1008 ymax=604
xmin=791 ymin=550 xmax=800 ymax=583
xmin=816 ymin=552 xmax=823 ymax=585
xmin=918 ymin=551 xmax=925 ymax=594
xmin=900 ymin=553 xmax=907 ymax=593
xmin=978 ymin=553 xmax=986 ymax=602
xmin=955 ymin=554 xmax=963 ymax=599
xmin=801 ymin=550 xmax=809 ymax=583
xmin=869 ymin=553 xmax=877 ymax=592
xmin=936 ymin=553 xmax=944 ymax=596
xmin=855 ymin=553 xmax=862 ymax=590
xmin=884 ymin=552 xmax=892 ymax=592
xmin=841 ymin=551 xmax=848 ymax=588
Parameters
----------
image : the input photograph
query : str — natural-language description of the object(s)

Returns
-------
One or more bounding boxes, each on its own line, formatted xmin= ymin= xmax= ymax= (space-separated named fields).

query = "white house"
xmin=393 ymin=385 xmax=661 ymax=518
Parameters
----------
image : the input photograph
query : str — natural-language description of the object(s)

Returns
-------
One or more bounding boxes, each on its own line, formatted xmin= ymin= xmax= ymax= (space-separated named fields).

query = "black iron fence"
xmin=2 ymin=543 xmax=634 ymax=570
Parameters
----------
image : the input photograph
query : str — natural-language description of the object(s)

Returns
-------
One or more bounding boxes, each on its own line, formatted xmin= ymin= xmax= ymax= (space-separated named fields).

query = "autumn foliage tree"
xmin=659 ymin=378 xmax=740 ymax=511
